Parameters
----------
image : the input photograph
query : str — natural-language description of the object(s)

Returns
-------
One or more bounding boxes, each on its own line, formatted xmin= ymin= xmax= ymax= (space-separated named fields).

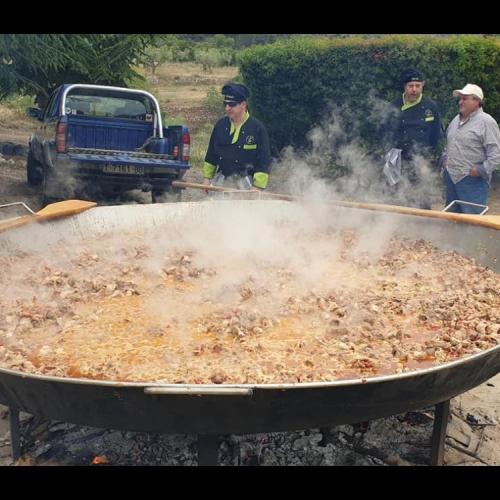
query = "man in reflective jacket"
xmin=384 ymin=69 xmax=442 ymax=209
xmin=203 ymin=83 xmax=271 ymax=192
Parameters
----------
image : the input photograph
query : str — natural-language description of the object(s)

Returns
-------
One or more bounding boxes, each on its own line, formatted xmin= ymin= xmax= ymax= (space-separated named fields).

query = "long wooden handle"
xmin=172 ymin=180 xmax=500 ymax=230
xmin=172 ymin=180 xmax=241 ymax=193
xmin=172 ymin=180 xmax=295 ymax=201
xmin=0 ymin=199 xmax=97 ymax=234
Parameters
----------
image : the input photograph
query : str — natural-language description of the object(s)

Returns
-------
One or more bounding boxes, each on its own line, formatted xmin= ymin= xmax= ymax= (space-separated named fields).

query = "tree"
xmin=210 ymin=34 xmax=235 ymax=50
xmin=0 ymin=34 xmax=156 ymax=100
xmin=142 ymin=43 xmax=172 ymax=77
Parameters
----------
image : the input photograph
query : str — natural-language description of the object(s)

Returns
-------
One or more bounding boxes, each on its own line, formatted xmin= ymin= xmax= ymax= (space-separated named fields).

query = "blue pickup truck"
xmin=26 ymin=84 xmax=191 ymax=204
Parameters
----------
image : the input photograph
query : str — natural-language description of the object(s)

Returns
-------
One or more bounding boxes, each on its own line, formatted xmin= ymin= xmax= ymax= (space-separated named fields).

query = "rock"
xmin=292 ymin=436 xmax=310 ymax=450
xmin=334 ymin=424 xmax=355 ymax=436
xmin=260 ymin=447 xmax=278 ymax=465
xmin=448 ymin=426 xmax=471 ymax=448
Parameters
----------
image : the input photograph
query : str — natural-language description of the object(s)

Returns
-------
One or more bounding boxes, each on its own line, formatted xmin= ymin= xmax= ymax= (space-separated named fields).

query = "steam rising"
xmin=269 ymin=99 xmax=442 ymax=209
xmin=0 ymin=199 xmax=403 ymax=346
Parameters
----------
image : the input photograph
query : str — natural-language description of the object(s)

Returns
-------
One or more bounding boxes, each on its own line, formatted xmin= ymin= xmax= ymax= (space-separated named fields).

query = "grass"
xmin=189 ymin=123 xmax=214 ymax=168
xmin=135 ymin=62 xmax=237 ymax=107
xmin=137 ymin=62 xmax=238 ymax=170
xmin=0 ymin=94 xmax=37 ymax=132
xmin=3 ymin=94 xmax=34 ymax=114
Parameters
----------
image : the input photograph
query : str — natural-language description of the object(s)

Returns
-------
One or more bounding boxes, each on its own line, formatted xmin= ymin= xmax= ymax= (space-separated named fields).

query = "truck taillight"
xmin=56 ymin=122 xmax=67 ymax=153
xmin=182 ymin=132 xmax=190 ymax=162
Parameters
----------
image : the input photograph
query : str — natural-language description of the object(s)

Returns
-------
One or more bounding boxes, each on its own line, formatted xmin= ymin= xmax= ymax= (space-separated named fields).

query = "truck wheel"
xmin=27 ymin=151 xmax=44 ymax=186
xmin=41 ymin=190 xmax=60 ymax=207
xmin=41 ymin=169 xmax=60 ymax=206
xmin=151 ymin=189 xmax=164 ymax=203
xmin=41 ymin=181 xmax=53 ymax=206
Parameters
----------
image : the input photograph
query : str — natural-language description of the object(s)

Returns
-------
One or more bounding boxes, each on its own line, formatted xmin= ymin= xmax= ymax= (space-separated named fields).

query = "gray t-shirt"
xmin=445 ymin=108 xmax=500 ymax=184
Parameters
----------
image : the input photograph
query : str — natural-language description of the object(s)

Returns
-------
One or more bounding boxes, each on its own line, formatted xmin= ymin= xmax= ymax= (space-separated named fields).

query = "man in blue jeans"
xmin=441 ymin=84 xmax=500 ymax=214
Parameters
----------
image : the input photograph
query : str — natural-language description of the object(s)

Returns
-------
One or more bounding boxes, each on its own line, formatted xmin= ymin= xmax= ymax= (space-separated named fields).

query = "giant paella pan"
xmin=0 ymin=199 xmax=499 ymax=436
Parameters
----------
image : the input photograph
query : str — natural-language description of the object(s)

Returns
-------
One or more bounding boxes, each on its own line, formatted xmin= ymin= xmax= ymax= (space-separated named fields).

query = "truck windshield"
xmin=65 ymin=93 xmax=155 ymax=121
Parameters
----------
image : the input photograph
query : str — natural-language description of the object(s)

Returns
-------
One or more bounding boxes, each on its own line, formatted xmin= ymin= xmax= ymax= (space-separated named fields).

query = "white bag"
xmin=383 ymin=148 xmax=403 ymax=186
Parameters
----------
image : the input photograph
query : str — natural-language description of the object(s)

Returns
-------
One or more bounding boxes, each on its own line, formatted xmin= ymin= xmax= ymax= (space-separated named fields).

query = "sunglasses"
xmin=224 ymin=101 xmax=240 ymax=108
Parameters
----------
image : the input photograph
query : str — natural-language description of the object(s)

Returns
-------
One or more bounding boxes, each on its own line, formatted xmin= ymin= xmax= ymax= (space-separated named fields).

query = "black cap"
xmin=401 ymin=68 xmax=424 ymax=86
xmin=221 ymin=83 xmax=249 ymax=103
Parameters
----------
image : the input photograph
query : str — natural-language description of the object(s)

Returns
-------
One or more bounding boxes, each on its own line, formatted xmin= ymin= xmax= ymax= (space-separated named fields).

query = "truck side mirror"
xmin=26 ymin=107 xmax=43 ymax=120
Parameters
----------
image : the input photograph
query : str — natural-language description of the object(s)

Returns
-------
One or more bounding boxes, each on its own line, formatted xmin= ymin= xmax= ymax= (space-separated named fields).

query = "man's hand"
xmin=470 ymin=165 xmax=479 ymax=177
xmin=203 ymin=178 xmax=211 ymax=194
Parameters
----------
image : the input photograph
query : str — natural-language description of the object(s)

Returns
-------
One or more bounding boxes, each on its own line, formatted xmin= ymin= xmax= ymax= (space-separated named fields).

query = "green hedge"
xmin=238 ymin=35 xmax=500 ymax=155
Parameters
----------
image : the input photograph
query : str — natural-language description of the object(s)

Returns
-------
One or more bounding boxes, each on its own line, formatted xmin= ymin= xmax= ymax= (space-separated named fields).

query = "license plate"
xmin=103 ymin=164 xmax=145 ymax=175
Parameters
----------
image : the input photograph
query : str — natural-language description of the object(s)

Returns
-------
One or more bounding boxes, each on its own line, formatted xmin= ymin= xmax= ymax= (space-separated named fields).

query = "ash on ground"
xmin=1 ymin=391 xmax=498 ymax=466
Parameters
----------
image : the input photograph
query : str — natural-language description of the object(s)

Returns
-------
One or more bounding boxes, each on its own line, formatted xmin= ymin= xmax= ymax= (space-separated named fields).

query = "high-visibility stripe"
xmin=253 ymin=172 xmax=269 ymax=189
xmin=203 ymin=162 xmax=217 ymax=179
xmin=243 ymin=144 xmax=257 ymax=150
xmin=425 ymin=116 xmax=435 ymax=122
xmin=230 ymin=111 xmax=250 ymax=144
xmin=401 ymin=92 xmax=422 ymax=111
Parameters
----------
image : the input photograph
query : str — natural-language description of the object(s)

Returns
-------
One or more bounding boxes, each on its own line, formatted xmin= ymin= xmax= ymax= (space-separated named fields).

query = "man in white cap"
xmin=441 ymin=84 xmax=500 ymax=214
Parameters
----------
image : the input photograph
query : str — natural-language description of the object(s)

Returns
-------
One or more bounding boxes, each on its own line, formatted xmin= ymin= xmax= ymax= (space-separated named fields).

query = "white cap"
xmin=453 ymin=83 xmax=484 ymax=101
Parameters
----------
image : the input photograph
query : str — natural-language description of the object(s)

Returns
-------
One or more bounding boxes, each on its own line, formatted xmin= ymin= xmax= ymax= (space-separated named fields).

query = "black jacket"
xmin=204 ymin=115 xmax=271 ymax=177
xmin=388 ymin=95 xmax=441 ymax=159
